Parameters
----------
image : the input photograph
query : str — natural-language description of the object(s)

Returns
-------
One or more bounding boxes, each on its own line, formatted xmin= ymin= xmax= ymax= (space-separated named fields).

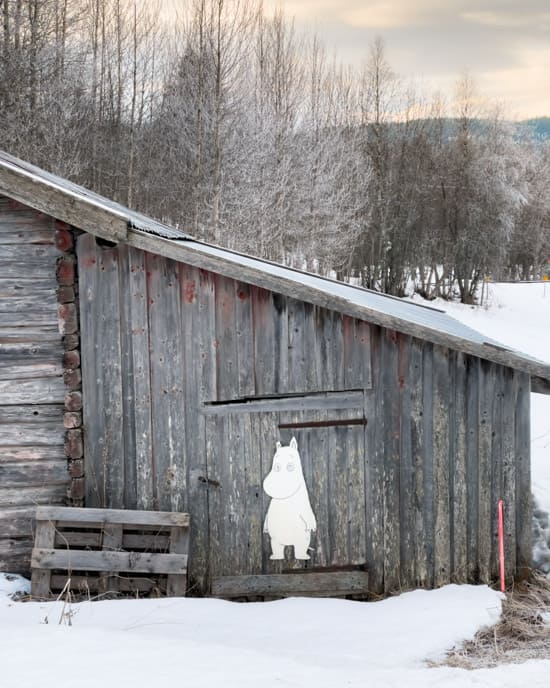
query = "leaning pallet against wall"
xmin=30 ymin=506 xmax=189 ymax=599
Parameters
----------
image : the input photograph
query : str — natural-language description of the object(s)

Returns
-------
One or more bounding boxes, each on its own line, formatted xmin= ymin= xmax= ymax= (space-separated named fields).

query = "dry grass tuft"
xmin=432 ymin=572 xmax=550 ymax=669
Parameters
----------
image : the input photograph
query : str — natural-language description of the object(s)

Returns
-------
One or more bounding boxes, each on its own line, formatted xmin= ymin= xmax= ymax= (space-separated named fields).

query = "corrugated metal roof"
xmin=1 ymin=147 xmax=549 ymax=380
xmin=0 ymin=150 xmax=189 ymax=240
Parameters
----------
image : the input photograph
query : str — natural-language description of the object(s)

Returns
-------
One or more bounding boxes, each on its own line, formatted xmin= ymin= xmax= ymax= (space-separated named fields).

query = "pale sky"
xmin=263 ymin=0 xmax=550 ymax=119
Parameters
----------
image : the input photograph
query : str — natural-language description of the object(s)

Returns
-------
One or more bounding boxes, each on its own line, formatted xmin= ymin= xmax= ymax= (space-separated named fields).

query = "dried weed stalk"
xmin=432 ymin=572 xmax=550 ymax=669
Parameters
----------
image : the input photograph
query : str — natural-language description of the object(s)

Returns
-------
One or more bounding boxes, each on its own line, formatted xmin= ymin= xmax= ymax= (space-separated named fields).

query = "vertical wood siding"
xmin=0 ymin=198 xmax=68 ymax=572
xmin=77 ymin=234 xmax=531 ymax=595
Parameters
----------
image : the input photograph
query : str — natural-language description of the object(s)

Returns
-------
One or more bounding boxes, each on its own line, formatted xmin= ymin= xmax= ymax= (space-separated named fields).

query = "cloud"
xmin=462 ymin=11 xmax=538 ymax=28
xmin=476 ymin=46 xmax=550 ymax=118
xmin=269 ymin=0 xmax=550 ymax=28
xmin=271 ymin=1 xmax=348 ymax=23
xmin=260 ymin=1 xmax=550 ymax=117
xmin=341 ymin=2 xmax=445 ymax=29
xmin=460 ymin=6 xmax=550 ymax=31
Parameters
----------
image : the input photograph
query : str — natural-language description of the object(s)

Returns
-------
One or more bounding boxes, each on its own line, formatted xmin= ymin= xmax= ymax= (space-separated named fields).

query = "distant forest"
xmin=1 ymin=0 xmax=549 ymax=303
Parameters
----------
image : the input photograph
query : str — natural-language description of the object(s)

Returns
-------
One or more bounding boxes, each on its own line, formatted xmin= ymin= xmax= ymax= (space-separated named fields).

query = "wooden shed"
xmin=1 ymin=150 xmax=548 ymax=597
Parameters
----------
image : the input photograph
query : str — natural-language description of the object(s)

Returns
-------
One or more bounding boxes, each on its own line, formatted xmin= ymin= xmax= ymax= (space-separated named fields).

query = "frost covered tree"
xmin=0 ymin=1 xmax=549 ymax=301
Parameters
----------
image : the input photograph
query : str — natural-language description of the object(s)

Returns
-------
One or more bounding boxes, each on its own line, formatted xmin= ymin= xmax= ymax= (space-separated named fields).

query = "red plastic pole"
xmin=498 ymin=499 xmax=505 ymax=593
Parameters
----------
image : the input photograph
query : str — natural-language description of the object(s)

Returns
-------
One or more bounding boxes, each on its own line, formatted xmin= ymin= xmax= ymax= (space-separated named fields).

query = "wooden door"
xmin=202 ymin=393 xmax=367 ymax=586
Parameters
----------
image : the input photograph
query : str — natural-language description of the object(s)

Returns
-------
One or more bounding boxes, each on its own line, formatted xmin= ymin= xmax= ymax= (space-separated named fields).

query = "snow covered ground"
xmin=1 ymin=282 xmax=549 ymax=688
xmin=2 ymin=573 xmax=550 ymax=688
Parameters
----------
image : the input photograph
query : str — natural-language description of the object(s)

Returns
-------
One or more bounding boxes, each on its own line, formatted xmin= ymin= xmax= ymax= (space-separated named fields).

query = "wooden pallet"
xmin=30 ymin=506 xmax=189 ymax=599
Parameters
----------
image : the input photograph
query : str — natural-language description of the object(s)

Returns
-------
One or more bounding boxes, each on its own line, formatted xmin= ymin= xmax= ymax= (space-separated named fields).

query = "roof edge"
xmin=1 ymin=149 xmax=547 ymax=382
xmin=127 ymin=229 xmax=550 ymax=382
xmin=0 ymin=157 xmax=128 ymax=242
xmin=532 ymin=377 xmax=550 ymax=395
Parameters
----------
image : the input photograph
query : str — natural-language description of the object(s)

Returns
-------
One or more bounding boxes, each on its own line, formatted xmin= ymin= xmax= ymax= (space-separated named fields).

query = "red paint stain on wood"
xmin=185 ymin=280 xmax=196 ymax=303
xmin=63 ymin=368 xmax=82 ymax=390
xmin=342 ymin=315 xmax=353 ymax=336
xmin=57 ymin=285 xmax=75 ymax=304
xmin=63 ymin=350 xmax=80 ymax=369
xmin=55 ymin=220 xmax=70 ymax=232
xmin=56 ymin=258 xmax=76 ymax=284
xmin=80 ymin=256 xmax=96 ymax=269
xmin=64 ymin=429 xmax=83 ymax=459
xmin=65 ymin=391 xmax=83 ymax=411
xmin=55 ymin=228 xmax=74 ymax=252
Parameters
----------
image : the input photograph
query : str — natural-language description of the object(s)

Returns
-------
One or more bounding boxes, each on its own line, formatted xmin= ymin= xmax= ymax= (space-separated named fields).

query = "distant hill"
xmin=383 ymin=117 xmax=550 ymax=142
xmin=522 ymin=117 xmax=550 ymax=139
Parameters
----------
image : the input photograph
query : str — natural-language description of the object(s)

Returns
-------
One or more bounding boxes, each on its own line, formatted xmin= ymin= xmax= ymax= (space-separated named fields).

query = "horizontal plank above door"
xmin=201 ymin=390 xmax=365 ymax=415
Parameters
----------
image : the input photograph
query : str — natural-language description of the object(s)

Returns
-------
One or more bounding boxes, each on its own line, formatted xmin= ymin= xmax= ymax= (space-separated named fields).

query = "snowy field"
xmin=1 ymin=282 xmax=549 ymax=688
xmin=2 ymin=574 xmax=550 ymax=688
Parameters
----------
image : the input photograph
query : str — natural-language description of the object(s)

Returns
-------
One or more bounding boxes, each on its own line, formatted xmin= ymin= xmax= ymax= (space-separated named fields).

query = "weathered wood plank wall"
xmin=0 ymin=197 xmax=70 ymax=572
xmin=77 ymin=233 xmax=531 ymax=596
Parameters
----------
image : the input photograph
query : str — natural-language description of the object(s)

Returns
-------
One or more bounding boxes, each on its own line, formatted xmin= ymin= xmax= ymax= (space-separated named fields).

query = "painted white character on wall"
xmin=263 ymin=437 xmax=317 ymax=560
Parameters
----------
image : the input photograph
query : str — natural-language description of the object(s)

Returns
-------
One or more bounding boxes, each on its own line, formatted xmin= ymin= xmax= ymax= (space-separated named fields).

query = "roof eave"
xmin=0 ymin=159 xmax=128 ymax=243
xmin=127 ymin=229 xmax=550 ymax=383
xmin=1 ymin=151 xmax=547 ymax=384
xmin=532 ymin=377 xmax=550 ymax=395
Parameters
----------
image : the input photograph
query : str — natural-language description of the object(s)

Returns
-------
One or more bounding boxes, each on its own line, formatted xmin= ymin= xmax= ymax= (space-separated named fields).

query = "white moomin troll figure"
xmin=263 ymin=437 xmax=317 ymax=560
